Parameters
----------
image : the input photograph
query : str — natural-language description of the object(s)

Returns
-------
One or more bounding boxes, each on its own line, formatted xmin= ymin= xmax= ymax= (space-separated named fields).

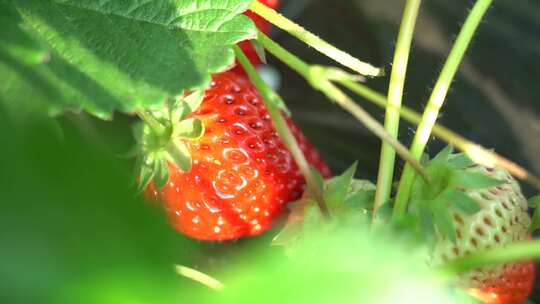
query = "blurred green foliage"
xmin=0 ymin=112 xmax=472 ymax=303
xmin=0 ymin=112 xmax=199 ymax=303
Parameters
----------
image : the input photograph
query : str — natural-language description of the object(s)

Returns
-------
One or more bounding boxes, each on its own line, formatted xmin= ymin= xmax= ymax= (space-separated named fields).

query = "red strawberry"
xmin=465 ymin=260 xmax=535 ymax=304
xmin=429 ymin=165 xmax=535 ymax=304
xmin=143 ymin=70 xmax=330 ymax=241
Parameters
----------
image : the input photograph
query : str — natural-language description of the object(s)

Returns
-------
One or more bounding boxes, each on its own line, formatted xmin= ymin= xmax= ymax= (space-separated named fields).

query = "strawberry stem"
xmin=256 ymin=31 xmax=429 ymax=183
xmin=136 ymin=110 xmax=165 ymax=136
xmin=249 ymin=0 xmax=383 ymax=77
xmin=393 ymin=0 xmax=494 ymax=220
xmin=233 ymin=45 xmax=329 ymax=217
xmin=438 ymin=240 xmax=540 ymax=276
xmin=373 ymin=0 xmax=422 ymax=219
xmin=336 ymin=79 xmax=540 ymax=190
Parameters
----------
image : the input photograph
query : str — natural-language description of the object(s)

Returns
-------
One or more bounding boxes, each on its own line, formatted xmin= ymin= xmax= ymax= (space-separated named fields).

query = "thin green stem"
xmin=393 ymin=0 xmax=494 ymax=219
xmin=136 ymin=110 xmax=165 ymax=135
xmin=438 ymin=240 xmax=540 ymax=276
xmin=374 ymin=0 xmax=422 ymax=218
xmin=249 ymin=0 xmax=383 ymax=77
xmin=233 ymin=45 xmax=328 ymax=216
xmin=337 ymin=79 xmax=540 ymax=190
xmin=257 ymin=31 xmax=429 ymax=182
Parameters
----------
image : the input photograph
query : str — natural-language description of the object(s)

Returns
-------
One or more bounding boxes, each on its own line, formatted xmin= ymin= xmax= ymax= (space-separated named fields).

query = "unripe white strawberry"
xmin=431 ymin=165 xmax=534 ymax=304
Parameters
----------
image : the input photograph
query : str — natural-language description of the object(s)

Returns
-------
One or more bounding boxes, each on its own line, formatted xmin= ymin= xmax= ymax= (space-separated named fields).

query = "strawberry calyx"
xmin=134 ymin=90 xmax=205 ymax=192
xmin=408 ymin=146 xmax=504 ymax=244
xmin=272 ymin=163 xmax=376 ymax=255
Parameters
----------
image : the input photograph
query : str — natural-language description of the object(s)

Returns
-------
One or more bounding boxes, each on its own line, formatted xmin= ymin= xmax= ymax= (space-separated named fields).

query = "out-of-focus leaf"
xmin=184 ymin=229 xmax=456 ymax=303
xmin=0 ymin=114 xmax=199 ymax=303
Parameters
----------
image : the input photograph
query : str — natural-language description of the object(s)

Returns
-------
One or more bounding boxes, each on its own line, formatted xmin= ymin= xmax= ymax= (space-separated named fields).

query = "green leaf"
xmin=2 ymin=0 xmax=256 ymax=118
xmin=174 ymin=118 xmax=205 ymax=140
xmin=445 ymin=190 xmax=481 ymax=215
xmin=450 ymin=170 xmax=502 ymax=190
xmin=323 ymin=162 xmax=356 ymax=213
xmin=166 ymin=140 xmax=192 ymax=172
xmin=0 ymin=3 xmax=48 ymax=65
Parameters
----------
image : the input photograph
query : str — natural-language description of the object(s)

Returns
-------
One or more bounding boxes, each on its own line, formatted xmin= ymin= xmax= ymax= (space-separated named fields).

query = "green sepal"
xmin=174 ymin=118 xmax=205 ymax=140
xmin=431 ymin=198 xmax=457 ymax=242
xmin=445 ymin=190 xmax=481 ymax=215
xmin=449 ymin=170 xmax=502 ymax=189
xmin=250 ymin=39 xmax=266 ymax=64
xmin=271 ymin=219 xmax=302 ymax=247
xmin=324 ymin=162 xmax=357 ymax=214
xmin=528 ymin=195 xmax=540 ymax=232
xmin=271 ymin=200 xmax=308 ymax=247
xmin=418 ymin=206 xmax=437 ymax=248
xmin=432 ymin=145 xmax=454 ymax=162
xmin=166 ymin=140 xmax=192 ymax=173
xmin=136 ymin=156 xmax=155 ymax=194
xmin=302 ymin=201 xmax=325 ymax=237
xmin=419 ymin=153 xmax=430 ymax=166
xmin=169 ymin=90 xmax=205 ymax=122
xmin=154 ymin=157 xmax=170 ymax=189
xmin=131 ymin=121 xmax=145 ymax=143
xmin=344 ymin=188 xmax=375 ymax=210
xmin=182 ymin=90 xmax=205 ymax=118
xmin=447 ymin=153 xmax=474 ymax=169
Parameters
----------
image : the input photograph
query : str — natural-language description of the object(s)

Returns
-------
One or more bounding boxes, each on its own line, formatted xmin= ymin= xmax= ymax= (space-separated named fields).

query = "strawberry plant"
xmin=1 ymin=0 xmax=540 ymax=303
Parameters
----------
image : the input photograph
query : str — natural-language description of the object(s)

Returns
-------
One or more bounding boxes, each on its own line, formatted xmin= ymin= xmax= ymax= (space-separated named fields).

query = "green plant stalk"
xmin=233 ymin=45 xmax=328 ymax=216
xmin=337 ymin=79 xmax=540 ymax=190
xmin=249 ymin=0 xmax=383 ymax=77
xmin=438 ymin=240 xmax=540 ymax=276
xmin=374 ymin=0 xmax=422 ymax=217
xmin=393 ymin=0 xmax=494 ymax=219
xmin=257 ymin=31 xmax=429 ymax=181
xmin=137 ymin=110 xmax=165 ymax=135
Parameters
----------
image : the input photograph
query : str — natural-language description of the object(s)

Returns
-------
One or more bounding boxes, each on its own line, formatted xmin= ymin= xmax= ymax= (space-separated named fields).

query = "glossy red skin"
xmin=467 ymin=261 xmax=535 ymax=304
xmin=146 ymin=70 xmax=331 ymax=240
xmin=235 ymin=0 xmax=280 ymax=71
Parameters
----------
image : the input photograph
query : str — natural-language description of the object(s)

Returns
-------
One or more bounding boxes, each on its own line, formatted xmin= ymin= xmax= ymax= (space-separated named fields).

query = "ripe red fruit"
xmin=466 ymin=260 xmax=535 ymax=304
xmin=145 ymin=70 xmax=330 ymax=240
